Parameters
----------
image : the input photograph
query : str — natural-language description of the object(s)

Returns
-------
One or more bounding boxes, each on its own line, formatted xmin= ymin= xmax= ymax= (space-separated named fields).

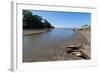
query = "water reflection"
xmin=23 ymin=28 xmax=75 ymax=62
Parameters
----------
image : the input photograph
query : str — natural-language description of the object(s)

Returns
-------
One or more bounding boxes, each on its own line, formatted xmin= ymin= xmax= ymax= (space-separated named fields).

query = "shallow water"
xmin=23 ymin=28 xmax=75 ymax=62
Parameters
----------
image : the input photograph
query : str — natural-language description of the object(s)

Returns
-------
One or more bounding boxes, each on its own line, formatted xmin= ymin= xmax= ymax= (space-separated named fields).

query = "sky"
xmin=32 ymin=10 xmax=91 ymax=28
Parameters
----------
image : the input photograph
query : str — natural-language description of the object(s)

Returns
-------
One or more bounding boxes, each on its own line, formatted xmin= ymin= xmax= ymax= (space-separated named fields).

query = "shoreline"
xmin=23 ymin=30 xmax=91 ymax=62
xmin=23 ymin=28 xmax=74 ymax=35
xmin=23 ymin=29 xmax=53 ymax=35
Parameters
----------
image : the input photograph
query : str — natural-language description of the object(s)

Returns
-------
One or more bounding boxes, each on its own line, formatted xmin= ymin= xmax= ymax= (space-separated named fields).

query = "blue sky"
xmin=32 ymin=10 xmax=91 ymax=28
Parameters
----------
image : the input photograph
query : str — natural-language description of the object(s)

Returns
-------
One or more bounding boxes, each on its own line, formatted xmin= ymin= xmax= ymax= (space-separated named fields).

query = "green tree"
xmin=23 ymin=10 xmax=54 ymax=29
xmin=43 ymin=19 xmax=53 ymax=28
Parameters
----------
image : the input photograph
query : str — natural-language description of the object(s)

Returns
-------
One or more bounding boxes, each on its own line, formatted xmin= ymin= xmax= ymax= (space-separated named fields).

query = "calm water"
xmin=23 ymin=28 xmax=75 ymax=62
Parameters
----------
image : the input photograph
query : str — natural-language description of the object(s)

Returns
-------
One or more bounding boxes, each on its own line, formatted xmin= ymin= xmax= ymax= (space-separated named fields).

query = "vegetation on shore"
xmin=78 ymin=24 xmax=91 ymax=31
xmin=23 ymin=10 xmax=54 ymax=29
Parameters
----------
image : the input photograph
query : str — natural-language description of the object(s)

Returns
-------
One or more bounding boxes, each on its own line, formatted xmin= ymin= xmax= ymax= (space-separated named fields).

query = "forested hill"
xmin=23 ymin=10 xmax=54 ymax=29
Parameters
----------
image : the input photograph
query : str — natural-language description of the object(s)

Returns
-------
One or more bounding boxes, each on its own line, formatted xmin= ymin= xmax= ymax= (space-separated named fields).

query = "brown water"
xmin=23 ymin=28 xmax=75 ymax=62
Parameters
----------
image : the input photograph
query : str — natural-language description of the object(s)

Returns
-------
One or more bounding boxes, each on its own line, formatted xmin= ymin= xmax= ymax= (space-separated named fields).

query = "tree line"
xmin=23 ymin=10 xmax=54 ymax=29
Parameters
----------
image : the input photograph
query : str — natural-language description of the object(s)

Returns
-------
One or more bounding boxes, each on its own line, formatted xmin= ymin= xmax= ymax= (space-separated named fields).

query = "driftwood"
xmin=67 ymin=43 xmax=82 ymax=50
xmin=66 ymin=43 xmax=82 ymax=53
xmin=66 ymin=43 xmax=90 ymax=59
xmin=78 ymin=50 xmax=90 ymax=59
